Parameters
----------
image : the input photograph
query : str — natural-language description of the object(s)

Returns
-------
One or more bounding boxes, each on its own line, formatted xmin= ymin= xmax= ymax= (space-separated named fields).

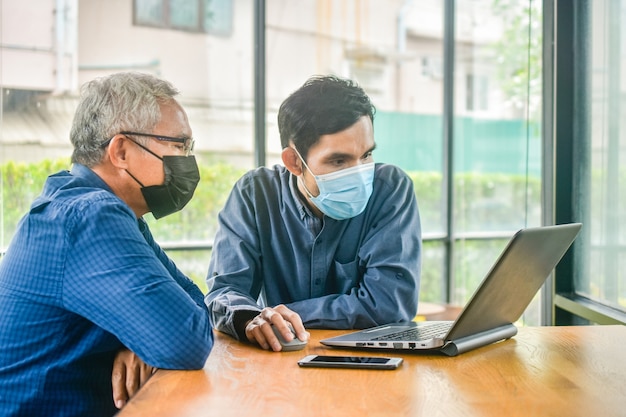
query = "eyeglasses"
xmin=120 ymin=131 xmax=195 ymax=156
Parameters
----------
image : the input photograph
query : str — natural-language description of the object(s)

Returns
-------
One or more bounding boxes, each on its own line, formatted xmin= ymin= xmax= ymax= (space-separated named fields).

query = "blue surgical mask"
xmin=294 ymin=148 xmax=375 ymax=220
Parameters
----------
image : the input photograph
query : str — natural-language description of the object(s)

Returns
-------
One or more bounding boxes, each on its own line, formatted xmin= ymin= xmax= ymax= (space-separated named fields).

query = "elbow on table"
xmin=183 ymin=346 xmax=212 ymax=370
xmin=186 ymin=331 xmax=214 ymax=369
xmin=156 ymin=330 xmax=214 ymax=370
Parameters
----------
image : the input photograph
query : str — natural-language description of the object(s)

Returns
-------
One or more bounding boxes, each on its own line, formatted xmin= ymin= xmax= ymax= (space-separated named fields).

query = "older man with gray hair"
xmin=0 ymin=72 xmax=213 ymax=416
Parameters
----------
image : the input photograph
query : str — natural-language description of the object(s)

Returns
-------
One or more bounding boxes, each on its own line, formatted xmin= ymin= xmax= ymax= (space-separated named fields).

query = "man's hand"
xmin=112 ymin=348 xmax=156 ymax=409
xmin=245 ymin=304 xmax=309 ymax=351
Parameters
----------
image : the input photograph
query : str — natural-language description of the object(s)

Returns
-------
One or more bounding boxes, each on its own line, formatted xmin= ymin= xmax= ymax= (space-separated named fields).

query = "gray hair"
xmin=70 ymin=72 xmax=180 ymax=166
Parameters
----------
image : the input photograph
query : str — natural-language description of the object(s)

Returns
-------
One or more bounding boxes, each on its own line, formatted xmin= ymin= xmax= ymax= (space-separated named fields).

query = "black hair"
xmin=277 ymin=75 xmax=375 ymax=159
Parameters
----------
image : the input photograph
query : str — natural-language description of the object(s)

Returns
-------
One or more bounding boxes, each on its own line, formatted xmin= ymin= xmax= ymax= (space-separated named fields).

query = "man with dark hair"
xmin=0 ymin=72 xmax=213 ymax=416
xmin=206 ymin=75 xmax=421 ymax=351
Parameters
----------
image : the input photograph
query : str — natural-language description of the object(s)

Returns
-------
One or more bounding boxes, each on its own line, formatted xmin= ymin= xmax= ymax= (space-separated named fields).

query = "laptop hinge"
xmin=439 ymin=324 xmax=518 ymax=356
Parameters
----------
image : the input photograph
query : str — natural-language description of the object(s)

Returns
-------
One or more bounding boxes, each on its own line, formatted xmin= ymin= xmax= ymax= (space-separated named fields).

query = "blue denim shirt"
xmin=205 ymin=163 xmax=421 ymax=339
xmin=0 ymin=164 xmax=213 ymax=417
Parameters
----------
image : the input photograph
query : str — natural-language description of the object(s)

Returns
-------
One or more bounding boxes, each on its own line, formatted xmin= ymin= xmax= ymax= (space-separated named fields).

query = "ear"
xmin=281 ymin=147 xmax=303 ymax=176
xmin=106 ymin=134 xmax=131 ymax=169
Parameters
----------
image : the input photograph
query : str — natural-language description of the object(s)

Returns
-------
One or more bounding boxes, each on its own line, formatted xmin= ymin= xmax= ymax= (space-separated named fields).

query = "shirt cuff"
xmin=232 ymin=309 xmax=261 ymax=342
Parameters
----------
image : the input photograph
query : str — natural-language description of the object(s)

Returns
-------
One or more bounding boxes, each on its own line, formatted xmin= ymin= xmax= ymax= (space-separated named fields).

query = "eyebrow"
xmin=324 ymin=144 xmax=376 ymax=160
xmin=322 ymin=144 xmax=377 ymax=162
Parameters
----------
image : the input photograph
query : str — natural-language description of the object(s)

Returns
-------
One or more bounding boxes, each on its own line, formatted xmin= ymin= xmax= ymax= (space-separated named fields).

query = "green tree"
xmin=491 ymin=0 xmax=543 ymax=121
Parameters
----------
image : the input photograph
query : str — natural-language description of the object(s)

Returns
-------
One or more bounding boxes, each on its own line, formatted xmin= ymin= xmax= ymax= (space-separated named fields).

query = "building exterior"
xmin=1 ymin=0 xmax=518 ymax=167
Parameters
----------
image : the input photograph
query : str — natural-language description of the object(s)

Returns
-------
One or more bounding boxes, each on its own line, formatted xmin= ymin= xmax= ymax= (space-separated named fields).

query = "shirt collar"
xmin=71 ymin=163 xmax=146 ymax=228
xmin=70 ymin=163 xmax=114 ymax=193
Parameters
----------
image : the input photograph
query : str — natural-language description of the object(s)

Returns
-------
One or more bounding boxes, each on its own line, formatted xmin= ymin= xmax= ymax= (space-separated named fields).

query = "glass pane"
xmin=453 ymin=0 xmax=542 ymax=324
xmin=170 ymin=0 xmax=200 ymax=30
xmin=135 ymin=0 xmax=165 ymax=26
xmin=1 ymin=2 xmax=253 ymax=255
xmin=575 ymin=0 xmax=626 ymax=312
xmin=452 ymin=237 xmax=541 ymax=325
xmin=204 ymin=0 xmax=233 ymax=36
xmin=165 ymin=249 xmax=213 ymax=293
xmin=266 ymin=0 xmax=445 ymax=234
xmin=454 ymin=0 xmax=542 ymax=234
xmin=376 ymin=1 xmax=446 ymax=236
xmin=420 ymin=241 xmax=446 ymax=303
xmin=453 ymin=238 xmax=509 ymax=305
xmin=265 ymin=0 xmax=446 ymax=302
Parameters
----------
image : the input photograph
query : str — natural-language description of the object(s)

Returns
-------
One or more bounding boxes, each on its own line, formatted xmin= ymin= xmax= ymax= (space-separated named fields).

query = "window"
xmin=453 ymin=0 xmax=542 ymax=319
xmin=265 ymin=0 xmax=542 ymax=321
xmin=2 ymin=0 xmax=574 ymax=324
xmin=581 ymin=0 xmax=626 ymax=313
xmin=134 ymin=0 xmax=233 ymax=35
xmin=170 ymin=0 xmax=200 ymax=31
xmin=1 ymin=0 xmax=249 ymax=290
xmin=134 ymin=0 xmax=164 ymax=26
xmin=422 ymin=56 xmax=443 ymax=79
xmin=466 ymin=73 xmax=489 ymax=112
xmin=553 ymin=0 xmax=626 ymax=324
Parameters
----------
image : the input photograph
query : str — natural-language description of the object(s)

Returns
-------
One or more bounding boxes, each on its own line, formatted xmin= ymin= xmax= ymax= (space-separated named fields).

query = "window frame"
xmin=549 ymin=0 xmax=626 ymax=325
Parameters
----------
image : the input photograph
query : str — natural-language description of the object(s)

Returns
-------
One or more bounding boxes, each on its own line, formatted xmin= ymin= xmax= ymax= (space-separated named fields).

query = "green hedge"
xmin=407 ymin=171 xmax=541 ymax=304
xmin=407 ymin=171 xmax=541 ymax=233
xmin=1 ymin=158 xmax=541 ymax=302
xmin=2 ymin=158 xmax=541 ymax=244
xmin=0 ymin=157 xmax=246 ymax=245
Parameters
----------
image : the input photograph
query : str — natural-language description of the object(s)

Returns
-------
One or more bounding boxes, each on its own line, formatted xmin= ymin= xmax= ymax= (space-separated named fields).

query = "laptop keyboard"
xmin=372 ymin=322 xmax=452 ymax=341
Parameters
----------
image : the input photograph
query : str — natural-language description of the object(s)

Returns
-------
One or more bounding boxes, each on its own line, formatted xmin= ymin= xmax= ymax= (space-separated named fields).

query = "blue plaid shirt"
xmin=206 ymin=163 xmax=421 ymax=339
xmin=0 ymin=164 xmax=213 ymax=417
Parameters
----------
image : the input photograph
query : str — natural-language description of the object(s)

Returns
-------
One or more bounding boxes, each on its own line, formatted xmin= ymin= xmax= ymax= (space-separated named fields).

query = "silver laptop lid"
xmin=445 ymin=223 xmax=582 ymax=342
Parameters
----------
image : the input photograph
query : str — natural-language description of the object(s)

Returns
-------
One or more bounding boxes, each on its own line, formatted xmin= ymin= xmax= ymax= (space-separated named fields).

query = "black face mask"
xmin=126 ymin=141 xmax=200 ymax=219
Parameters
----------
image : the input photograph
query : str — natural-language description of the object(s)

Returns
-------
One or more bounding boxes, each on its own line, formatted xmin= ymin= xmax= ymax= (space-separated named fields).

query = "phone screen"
xmin=310 ymin=356 xmax=390 ymax=364
xmin=298 ymin=355 xmax=403 ymax=369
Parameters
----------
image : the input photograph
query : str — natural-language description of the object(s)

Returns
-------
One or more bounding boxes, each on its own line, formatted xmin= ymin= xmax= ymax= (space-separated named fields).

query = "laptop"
xmin=321 ymin=223 xmax=582 ymax=356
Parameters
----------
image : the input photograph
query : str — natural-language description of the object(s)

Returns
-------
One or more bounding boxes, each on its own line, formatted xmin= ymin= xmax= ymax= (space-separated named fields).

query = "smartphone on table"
xmin=297 ymin=355 xmax=403 ymax=370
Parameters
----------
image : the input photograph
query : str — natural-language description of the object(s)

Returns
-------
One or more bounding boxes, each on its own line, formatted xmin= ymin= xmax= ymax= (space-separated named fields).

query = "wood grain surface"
xmin=117 ymin=326 xmax=626 ymax=417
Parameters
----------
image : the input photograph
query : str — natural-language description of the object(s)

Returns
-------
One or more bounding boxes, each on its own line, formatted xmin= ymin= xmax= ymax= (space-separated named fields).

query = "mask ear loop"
xmin=291 ymin=147 xmax=318 ymax=198
xmin=298 ymin=175 xmax=317 ymax=199
xmin=123 ymin=135 xmax=164 ymax=188
xmin=291 ymin=147 xmax=315 ymax=175
xmin=124 ymin=135 xmax=164 ymax=161
xmin=125 ymin=169 xmax=145 ymax=187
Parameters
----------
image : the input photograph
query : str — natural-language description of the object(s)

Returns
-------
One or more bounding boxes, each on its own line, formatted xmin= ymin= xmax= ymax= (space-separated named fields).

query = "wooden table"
xmin=117 ymin=326 xmax=626 ymax=417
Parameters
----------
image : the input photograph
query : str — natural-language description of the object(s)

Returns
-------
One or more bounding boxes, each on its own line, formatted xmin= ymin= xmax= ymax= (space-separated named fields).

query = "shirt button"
xmin=315 ymin=279 xmax=321 ymax=285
